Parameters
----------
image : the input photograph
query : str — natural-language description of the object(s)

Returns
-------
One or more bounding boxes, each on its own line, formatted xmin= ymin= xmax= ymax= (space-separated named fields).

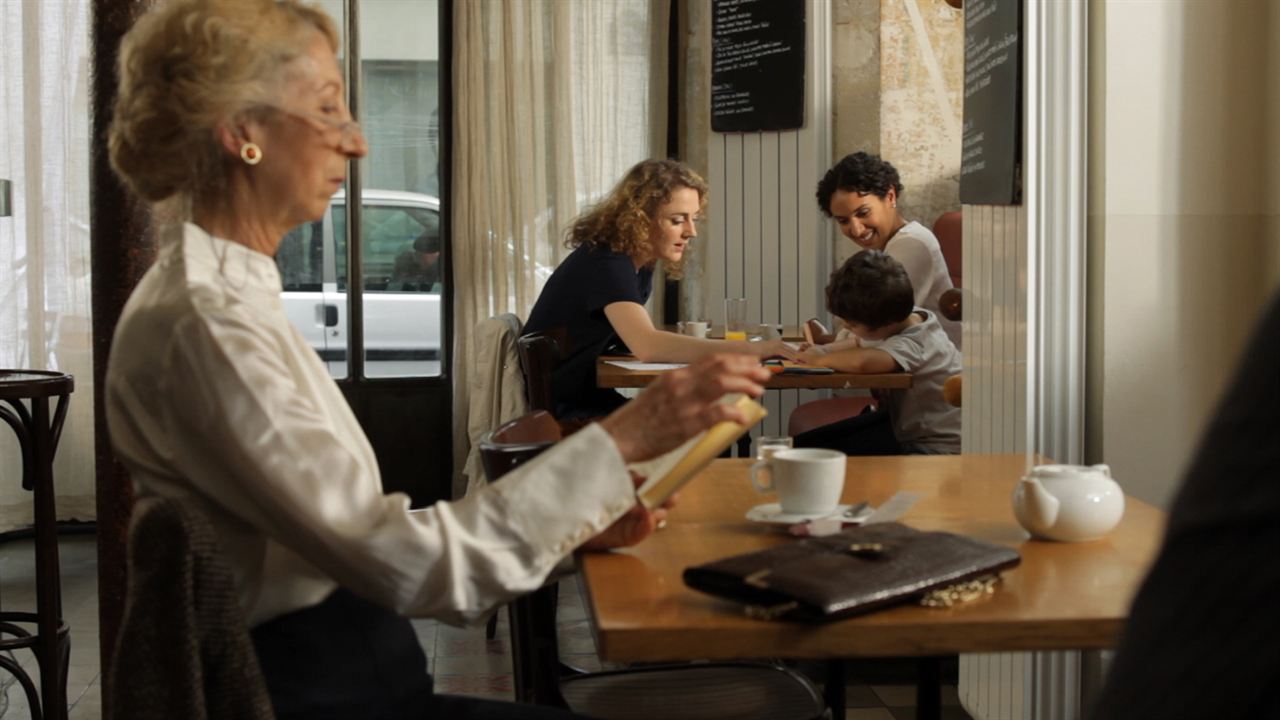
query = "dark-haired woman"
xmin=814 ymin=151 xmax=960 ymax=348
xmin=525 ymin=158 xmax=796 ymax=420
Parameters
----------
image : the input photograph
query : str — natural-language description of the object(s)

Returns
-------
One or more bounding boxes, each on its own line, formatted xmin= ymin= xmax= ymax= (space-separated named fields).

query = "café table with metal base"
xmin=577 ymin=455 xmax=1166 ymax=720
xmin=0 ymin=370 xmax=74 ymax=720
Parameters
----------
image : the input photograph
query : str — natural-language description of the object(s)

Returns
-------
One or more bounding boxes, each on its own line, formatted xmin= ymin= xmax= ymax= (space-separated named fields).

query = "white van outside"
xmin=275 ymin=190 xmax=443 ymax=378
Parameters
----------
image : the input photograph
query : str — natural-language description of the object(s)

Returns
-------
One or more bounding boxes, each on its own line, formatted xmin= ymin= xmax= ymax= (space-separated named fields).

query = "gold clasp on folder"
xmin=846 ymin=542 xmax=886 ymax=558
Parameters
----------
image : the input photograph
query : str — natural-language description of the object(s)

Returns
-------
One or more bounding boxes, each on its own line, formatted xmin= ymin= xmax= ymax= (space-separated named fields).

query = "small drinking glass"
xmin=753 ymin=435 xmax=793 ymax=462
xmin=724 ymin=298 xmax=747 ymax=341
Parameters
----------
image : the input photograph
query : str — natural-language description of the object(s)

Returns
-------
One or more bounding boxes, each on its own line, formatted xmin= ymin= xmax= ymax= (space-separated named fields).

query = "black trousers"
xmin=793 ymin=406 xmax=905 ymax=456
xmin=251 ymin=589 xmax=588 ymax=720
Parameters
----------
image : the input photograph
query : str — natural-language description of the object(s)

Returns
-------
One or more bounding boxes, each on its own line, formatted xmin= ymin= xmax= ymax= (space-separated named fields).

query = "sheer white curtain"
xmin=0 ymin=0 xmax=95 ymax=531
xmin=452 ymin=0 xmax=669 ymax=494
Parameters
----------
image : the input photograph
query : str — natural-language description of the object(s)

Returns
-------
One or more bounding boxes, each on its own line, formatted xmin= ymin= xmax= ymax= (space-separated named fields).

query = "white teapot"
xmin=1012 ymin=464 xmax=1125 ymax=542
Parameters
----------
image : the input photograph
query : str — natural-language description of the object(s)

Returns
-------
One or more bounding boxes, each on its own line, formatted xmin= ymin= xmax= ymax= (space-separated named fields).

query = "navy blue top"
xmin=524 ymin=243 xmax=653 ymax=419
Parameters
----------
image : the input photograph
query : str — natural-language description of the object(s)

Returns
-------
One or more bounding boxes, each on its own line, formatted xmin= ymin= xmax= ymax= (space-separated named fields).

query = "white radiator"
xmin=703 ymin=0 xmax=832 ymax=440
xmin=959 ymin=204 xmax=1028 ymax=458
xmin=958 ymin=0 xmax=1094 ymax=717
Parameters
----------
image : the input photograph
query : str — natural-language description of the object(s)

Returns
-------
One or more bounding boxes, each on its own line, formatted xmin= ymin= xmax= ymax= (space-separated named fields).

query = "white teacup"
xmin=678 ymin=320 xmax=710 ymax=338
xmin=750 ymin=448 xmax=846 ymax=515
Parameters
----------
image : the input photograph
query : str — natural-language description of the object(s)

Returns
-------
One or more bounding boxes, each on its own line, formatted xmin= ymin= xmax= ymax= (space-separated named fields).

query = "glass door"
xmin=275 ymin=0 xmax=452 ymax=505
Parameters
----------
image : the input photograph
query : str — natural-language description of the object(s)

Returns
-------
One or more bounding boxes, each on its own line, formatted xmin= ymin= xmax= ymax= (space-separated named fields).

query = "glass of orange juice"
xmin=724 ymin=298 xmax=747 ymax=341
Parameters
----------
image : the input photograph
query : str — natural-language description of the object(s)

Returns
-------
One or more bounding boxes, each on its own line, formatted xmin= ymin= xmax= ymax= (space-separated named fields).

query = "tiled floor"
xmin=0 ymin=535 xmax=971 ymax=720
xmin=0 ymin=532 xmax=101 ymax=720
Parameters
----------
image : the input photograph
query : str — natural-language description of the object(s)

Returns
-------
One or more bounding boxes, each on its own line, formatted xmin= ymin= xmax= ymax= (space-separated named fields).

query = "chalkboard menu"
xmin=711 ymin=0 xmax=805 ymax=133
xmin=960 ymin=0 xmax=1022 ymax=205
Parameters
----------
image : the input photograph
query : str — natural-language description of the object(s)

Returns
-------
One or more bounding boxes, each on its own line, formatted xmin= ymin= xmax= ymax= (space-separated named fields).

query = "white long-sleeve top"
xmin=884 ymin=221 xmax=961 ymax=349
xmin=105 ymin=222 xmax=635 ymax=628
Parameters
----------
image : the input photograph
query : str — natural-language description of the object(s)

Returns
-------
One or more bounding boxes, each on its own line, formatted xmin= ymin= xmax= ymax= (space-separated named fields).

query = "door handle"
xmin=321 ymin=304 xmax=339 ymax=327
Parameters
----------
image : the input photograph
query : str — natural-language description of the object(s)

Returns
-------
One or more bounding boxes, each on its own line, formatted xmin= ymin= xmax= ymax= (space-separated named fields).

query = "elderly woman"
xmin=104 ymin=2 xmax=770 ymax=718
xmin=524 ymin=159 xmax=796 ymax=420
xmin=811 ymin=152 xmax=960 ymax=349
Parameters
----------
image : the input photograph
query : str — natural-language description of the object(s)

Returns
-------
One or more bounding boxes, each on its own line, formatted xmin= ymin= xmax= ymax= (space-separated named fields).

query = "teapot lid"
xmin=1026 ymin=463 xmax=1111 ymax=478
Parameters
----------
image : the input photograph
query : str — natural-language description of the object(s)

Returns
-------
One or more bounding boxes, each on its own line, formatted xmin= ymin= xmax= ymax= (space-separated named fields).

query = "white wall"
xmin=1091 ymin=0 xmax=1280 ymax=508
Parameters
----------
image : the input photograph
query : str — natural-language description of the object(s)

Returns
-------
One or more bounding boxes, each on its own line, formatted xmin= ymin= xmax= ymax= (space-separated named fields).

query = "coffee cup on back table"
xmin=750 ymin=448 xmax=847 ymax=515
xmin=679 ymin=320 xmax=709 ymax=338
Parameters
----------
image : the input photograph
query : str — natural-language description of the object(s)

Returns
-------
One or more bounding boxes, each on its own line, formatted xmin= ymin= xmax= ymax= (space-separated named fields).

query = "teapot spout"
xmin=1020 ymin=476 xmax=1060 ymax=532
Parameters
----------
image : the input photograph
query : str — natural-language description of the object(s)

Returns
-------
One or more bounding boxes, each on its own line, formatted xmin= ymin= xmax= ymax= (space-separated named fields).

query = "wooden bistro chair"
xmin=791 ymin=319 xmax=875 ymax=437
xmin=933 ymin=210 xmax=963 ymax=407
xmin=480 ymin=412 xmax=828 ymax=720
xmin=932 ymin=210 xmax=962 ymax=290
xmin=516 ymin=331 xmax=560 ymax=414
xmin=940 ymin=288 xmax=963 ymax=407
xmin=517 ymin=329 xmax=589 ymax=436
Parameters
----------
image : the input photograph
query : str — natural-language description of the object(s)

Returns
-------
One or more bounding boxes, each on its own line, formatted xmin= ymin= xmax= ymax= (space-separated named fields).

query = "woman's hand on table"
xmin=797 ymin=345 xmax=829 ymax=365
xmin=599 ymin=353 xmax=770 ymax=464
xmin=751 ymin=339 xmax=802 ymax=361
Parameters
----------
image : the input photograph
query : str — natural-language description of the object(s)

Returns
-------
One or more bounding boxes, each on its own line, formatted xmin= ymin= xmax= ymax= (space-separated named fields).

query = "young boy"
xmin=797 ymin=250 xmax=961 ymax=454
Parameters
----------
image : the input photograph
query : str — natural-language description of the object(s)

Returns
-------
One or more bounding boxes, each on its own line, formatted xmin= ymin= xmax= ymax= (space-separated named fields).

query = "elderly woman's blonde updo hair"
xmin=109 ymin=0 xmax=338 ymax=204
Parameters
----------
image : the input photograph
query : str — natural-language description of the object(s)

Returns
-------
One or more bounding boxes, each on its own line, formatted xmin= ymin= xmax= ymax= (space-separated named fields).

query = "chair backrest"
xmin=109 ymin=496 xmax=276 ymax=720
xmin=932 ymin=210 xmax=962 ymax=288
xmin=479 ymin=410 xmax=563 ymax=481
xmin=516 ymin=331 xmax=565 ymax=412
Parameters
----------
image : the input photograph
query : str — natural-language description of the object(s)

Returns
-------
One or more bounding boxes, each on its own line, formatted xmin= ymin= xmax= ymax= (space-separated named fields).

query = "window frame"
xmin=339 ymin=0 xmax=452 ymax=385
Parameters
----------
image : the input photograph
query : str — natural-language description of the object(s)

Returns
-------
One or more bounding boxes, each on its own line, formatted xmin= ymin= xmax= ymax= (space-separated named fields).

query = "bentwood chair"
xmin=480 ymin=412 xmax=829 ymax=720
xmin=517 ymin=329 xmax=589 ymax=437
xmin=933 ymin=211 xmax=963 ymax=407
xmin=788 ymin=325 xmax=876 ymax=437
xmin=516 ymin=332 xmax=561 ymax=414
xmin=932 ymin=210 xmax=962 ymax=289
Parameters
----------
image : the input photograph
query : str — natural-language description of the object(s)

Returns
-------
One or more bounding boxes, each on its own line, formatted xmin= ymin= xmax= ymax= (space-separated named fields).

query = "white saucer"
xmin=745 ymin=502 xmax=868 ymax=526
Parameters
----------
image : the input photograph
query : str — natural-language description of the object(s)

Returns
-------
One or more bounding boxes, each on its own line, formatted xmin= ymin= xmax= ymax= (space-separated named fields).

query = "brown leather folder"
xmin=683 ymin=522 xmax=1021 ymax=622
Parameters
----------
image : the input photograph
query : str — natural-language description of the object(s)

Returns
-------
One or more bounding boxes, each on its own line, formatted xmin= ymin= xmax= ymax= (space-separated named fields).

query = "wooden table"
xmin=578 ymin=454 xmax=1165 ymax=716
xmin=597 ymin=356 xmax=912 ymax=390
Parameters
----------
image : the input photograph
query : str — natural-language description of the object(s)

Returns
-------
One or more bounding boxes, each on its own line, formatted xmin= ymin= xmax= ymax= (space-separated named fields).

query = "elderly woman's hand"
xmin=580 ymin=473 xmax=677 ymax=551
xmin=598 ymin=353 xmax=770 ymax=464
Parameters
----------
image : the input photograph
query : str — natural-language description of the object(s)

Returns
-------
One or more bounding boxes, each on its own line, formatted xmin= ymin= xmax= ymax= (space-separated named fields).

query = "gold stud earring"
xmin=240 ymin=142 xmax=263 ymax=165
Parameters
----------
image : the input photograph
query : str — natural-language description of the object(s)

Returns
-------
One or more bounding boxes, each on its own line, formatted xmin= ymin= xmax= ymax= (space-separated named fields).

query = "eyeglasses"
xmin=270 ymin=105 xmax=364 ymax=146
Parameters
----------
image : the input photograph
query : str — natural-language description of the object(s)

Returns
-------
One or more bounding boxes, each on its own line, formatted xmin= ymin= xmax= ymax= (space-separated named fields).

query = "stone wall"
xmin=832 ymin=0 xmax=963 ymax=266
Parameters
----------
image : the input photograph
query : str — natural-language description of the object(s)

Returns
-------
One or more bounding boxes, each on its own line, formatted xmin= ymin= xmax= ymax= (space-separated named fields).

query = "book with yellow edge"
xmin=632 ymin=394 xmax=768 ymax=510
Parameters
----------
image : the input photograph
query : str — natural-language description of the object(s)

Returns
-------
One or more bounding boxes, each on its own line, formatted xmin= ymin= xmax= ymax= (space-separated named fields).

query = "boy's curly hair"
xmin=815 ymin=152 xmax=904 ymax=216
xmin=826 ymin=250 xmax=914 ymax=329
xmin=566 ymin=159 xmax=707 ymax=279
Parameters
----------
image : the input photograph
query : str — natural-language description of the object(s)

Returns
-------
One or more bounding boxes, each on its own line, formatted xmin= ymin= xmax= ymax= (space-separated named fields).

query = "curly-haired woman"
xmin=813 ymin=151 xmax=960 ymax=348
xmin=524 ymin=159 xmax=795 ymax=420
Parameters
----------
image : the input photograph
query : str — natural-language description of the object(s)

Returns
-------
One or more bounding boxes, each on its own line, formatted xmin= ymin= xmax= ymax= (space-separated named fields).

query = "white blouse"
xmin=106 ymin=222 xmax=635 ymax=628
xmin=884 ymin=221 xmax=961 ymax=348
